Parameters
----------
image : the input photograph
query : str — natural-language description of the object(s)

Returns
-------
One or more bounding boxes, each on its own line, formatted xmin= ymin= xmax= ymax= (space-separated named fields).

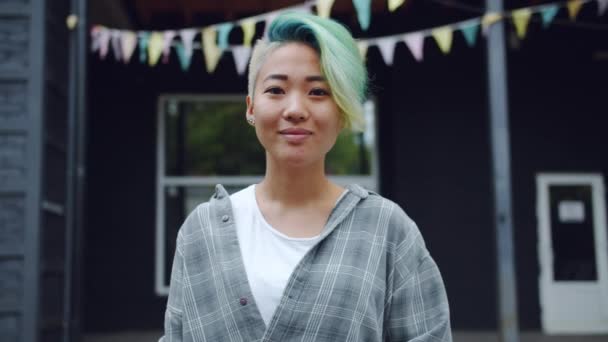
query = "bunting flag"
xmin=138 ymin=32 xmax=150 ymax=63
xmin=91 ymin=26 xmax=110 ymax=59
xmin=353 ymin=0 xmax=372 ymax=30
xmin=357 ymin=41 xmax=369 ymax=60
xmin=432 ymin=26 xmax=453 ymax=54
xmin=232 ymin=46 xmax=252 ymax=75
xmin=241 ymin=19 xmax=256 ymax=47
xmin=540 ymin=5 xmax=560 ymax=28
xmin=598 ymin=0 xmax=608 ymax=14
xmin=162 ymin=31 xmax=176 ymax=63
xmin=481 ymin=12 xmax=503 ymax=35
xmin=202 ymin=27 xmax=222 ymax=72
xmin=264 ymin=12 xmax=280 ymax=38
xmin=403 ymin=32 xmax=424 ymax=62
xmin=91 ymin=0 xmax=602 ymax=73
xmin=175 ymin=43 xmax=190 ymax=71
xmin=460 ymin=24 xmax=479 ymax=47
xmin=110 ymin=29 xmax=123 ymax=61
xmin=376 ymin=38 xmax=396 ymax=65
xmin=147 ymin=32 xmax=163 ymax=67
xmin=512 ymin=8 xmax=533 ymax=39
xmin=567 ymin=0 xmax=585 ymax=20
xmin=178 ymin=29 xmax=197 ymax=70
xmin=120 ymin=30 xmax=137 ymax=63
xmin=316 ymin=0 xmax=335 ymax=18
xmin=217 ymin=23 xmax=234 ymax=50
xmin=388 ymin=0 xmax=406 ymax=12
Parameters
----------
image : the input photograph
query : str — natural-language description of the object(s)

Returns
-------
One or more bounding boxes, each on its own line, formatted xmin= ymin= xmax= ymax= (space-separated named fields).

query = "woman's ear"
xmin=246 ymin=95 xmax=255 ymax=125
xmin=246 ymin=95 xmax=254 ymax=118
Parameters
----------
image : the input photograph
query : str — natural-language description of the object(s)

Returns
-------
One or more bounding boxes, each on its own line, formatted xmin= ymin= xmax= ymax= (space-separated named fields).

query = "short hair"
xmin=247 ymin=12 xmax=368 ymax=131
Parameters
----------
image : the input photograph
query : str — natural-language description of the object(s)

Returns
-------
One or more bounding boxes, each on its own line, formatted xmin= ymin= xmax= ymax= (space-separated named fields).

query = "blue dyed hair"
xmin=247 ymin=12 xmax=368 ymax=131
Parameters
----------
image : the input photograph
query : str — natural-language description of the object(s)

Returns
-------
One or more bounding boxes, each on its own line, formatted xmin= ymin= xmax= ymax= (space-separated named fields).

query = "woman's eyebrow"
xmin=263 ymin=74 xmax=287 ymax=82
xmin=262 ymin=74 xmax=326 ymax=82
xmin=306 ymin=75 xmax=326 ymax=82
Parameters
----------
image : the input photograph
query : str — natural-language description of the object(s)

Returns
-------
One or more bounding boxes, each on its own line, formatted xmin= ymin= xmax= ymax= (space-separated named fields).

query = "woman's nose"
xmin=282 ymin=94 xmax=308 ymax=122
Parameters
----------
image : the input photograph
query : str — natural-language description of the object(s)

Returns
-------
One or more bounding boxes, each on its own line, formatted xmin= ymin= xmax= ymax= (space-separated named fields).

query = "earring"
xmin=247 ymin=116 xmax=255 ymax=126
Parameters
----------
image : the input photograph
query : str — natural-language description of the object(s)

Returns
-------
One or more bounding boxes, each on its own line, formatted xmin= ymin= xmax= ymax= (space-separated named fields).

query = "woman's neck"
xmin=257 ymin=156 xmax=342 ymax=207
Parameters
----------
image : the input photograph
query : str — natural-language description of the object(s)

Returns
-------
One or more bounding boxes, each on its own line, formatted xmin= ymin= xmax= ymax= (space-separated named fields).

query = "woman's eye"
xmin=264 ymin=87 xmax=284 ymax=95
xmin=310 ymin=88 xmax=330 ymax=96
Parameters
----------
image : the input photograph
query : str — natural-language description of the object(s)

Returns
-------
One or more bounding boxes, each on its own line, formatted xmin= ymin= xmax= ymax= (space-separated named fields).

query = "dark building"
xmin=1 ymin=0 xmax=607 ymax=341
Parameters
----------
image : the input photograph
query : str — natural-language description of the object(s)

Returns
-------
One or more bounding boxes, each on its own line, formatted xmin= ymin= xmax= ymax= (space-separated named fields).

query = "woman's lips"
xmin=279 ymin=127 xmax=312 ymax=143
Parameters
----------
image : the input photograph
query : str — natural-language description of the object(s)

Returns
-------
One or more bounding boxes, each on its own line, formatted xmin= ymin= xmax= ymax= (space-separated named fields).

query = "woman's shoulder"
xmin=347 ymin=184 xmax=422 ymax=244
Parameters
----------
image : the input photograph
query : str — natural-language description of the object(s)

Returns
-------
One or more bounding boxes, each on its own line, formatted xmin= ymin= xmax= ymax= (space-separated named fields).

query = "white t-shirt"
xmin=230 ymin=185 xmax=346 ymax=326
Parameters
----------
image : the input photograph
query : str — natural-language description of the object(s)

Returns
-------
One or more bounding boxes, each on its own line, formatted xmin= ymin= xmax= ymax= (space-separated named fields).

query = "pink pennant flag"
xmin=162 ymin=31 xmax=176 ymax=64
xmin=110 ymin=29 xmax=123 ymax=61
xmin=403 ymin=32 xmax=424 ymax=62
xmin=376 ymin=37 xmax=396 ymax=65
xmin=120 ymin=31 xmax=137 ymax=63
xmin=232 ymin=46 xmax=252 ymax=75
xmin=598 ymin=0 xmax=608 ymax=15
xmin=91 ymin=26 xmax=111 ymax=59
xmin=179 ymin=29 xmax=197 ymax=68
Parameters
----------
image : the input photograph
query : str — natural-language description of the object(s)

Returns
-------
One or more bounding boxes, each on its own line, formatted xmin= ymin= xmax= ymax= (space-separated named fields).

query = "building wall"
xmin=0 ymin=1 xmax=39 ymax=340
xmin=1 ymin=0 xmax=72 ymax=341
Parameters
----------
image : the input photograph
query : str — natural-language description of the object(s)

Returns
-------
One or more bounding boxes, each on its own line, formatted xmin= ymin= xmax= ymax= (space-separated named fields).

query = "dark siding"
xmin=0 ymin=1 xmax=32 ymax=340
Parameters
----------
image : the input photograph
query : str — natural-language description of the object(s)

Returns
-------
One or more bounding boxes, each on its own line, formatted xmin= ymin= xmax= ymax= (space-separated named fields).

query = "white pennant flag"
xmin=110 ymin=29 xmax=123 ymax=61
xmin=403 ymin=32 xmax=424 ymax=62
xmin=91 ymin=26 xmax=111 ymax=59
xmin=179 ymin=29 xmax=197 ymax=68
xmin=292 ymin=3 xmax=313 ymax=14
xmin=91 ymin=26 xmax=105 ymax=52
xmin=264 ymin=13 xmax=279 ymax=38
xmin=120 ymin=31 xmax=137 ymax=63
xmin=599 ymin=0 xmax=608 ymax=15
xmin=232 ymin=46 xmax=252 ymax=75
xmin=162 ymin=31 xmax=176 ymax=63
xmin=376 ymin=37 xmax=396 ymax=65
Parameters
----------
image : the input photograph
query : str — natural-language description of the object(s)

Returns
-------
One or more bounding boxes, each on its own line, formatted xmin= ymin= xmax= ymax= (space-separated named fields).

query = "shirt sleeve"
xmin=384 ymin=207 xmax=452 ymax=341
xmin=159 ymin=230 xmax=185 ymax=342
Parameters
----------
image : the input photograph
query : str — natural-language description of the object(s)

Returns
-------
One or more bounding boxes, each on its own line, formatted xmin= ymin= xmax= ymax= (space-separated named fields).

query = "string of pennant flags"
xmin=91 ymin=0 xmax=608 ymax=73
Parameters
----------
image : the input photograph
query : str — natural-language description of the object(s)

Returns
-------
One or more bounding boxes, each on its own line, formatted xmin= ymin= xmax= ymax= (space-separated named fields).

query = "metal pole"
xmin=485 ymin=0 xmax=519 ymax=341
xmin=64 ymin=0 xmax=88 ymax=340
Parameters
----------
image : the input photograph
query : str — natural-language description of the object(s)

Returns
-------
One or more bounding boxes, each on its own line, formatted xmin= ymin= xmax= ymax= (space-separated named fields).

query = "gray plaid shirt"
xmin=160 ymin=184 xmax=451 ymax=341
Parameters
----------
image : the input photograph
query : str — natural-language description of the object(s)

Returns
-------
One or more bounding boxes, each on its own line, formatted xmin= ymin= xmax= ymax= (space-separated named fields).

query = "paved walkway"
xmin=84 ymin=331 xmax=608 ymax=341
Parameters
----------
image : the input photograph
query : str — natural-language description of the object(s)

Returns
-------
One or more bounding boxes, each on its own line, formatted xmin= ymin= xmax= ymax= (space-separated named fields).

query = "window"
xmin=155 ymin=94 xmax=378 ymax=295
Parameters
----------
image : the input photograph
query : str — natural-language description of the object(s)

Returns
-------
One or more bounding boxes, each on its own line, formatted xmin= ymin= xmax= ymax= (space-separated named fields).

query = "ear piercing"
xmin=247 ymin=116 xmax=255 ymax=126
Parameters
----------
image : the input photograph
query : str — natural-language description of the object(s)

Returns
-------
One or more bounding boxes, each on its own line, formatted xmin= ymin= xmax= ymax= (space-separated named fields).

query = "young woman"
xmin=161 ymin=12 xmax=451 ymax=342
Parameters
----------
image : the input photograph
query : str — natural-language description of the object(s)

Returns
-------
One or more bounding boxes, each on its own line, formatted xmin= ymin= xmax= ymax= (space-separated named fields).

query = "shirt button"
xmin=239 ymin=297 xmax=248 ymax=306
xmin=222 ymin=215 xmax=229 ymax=222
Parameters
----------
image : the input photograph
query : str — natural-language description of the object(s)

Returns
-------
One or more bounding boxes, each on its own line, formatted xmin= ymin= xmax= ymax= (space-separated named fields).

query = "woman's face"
xmin=246 ymin=42 xmax=342 ymax=168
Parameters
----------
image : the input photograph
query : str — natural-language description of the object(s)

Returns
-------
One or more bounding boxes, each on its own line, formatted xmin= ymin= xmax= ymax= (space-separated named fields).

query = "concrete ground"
xmin=84 ymin=331 xmax=608 ymax=341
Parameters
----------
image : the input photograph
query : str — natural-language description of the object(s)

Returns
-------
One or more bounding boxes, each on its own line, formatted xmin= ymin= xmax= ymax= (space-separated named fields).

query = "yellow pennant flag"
xmin=481 ymin=12 xmax=503 ymax=34
xmin=567 ymin=0 xmax=584 ymax=20
xmin=241 ymin=19 xmax=256 ymax=47
xmin=316 ymin=0 xmax=335 ymax=18
xmin=147 ymin=32 xmax=163 ymax=67
xmin=388 ymin=0 xmax=406 ymax=12
xmin=431 ymin=26 xmax=453 ymax=54
xmin=203 ymin=27 xmax=222 ymax=73
xmin=512 ymin=8 xmax=533 ymax=39
xmin=357 ymin=41 xmax=369 ymax=60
